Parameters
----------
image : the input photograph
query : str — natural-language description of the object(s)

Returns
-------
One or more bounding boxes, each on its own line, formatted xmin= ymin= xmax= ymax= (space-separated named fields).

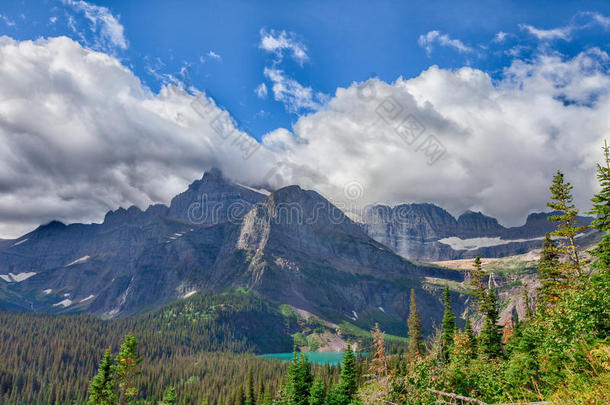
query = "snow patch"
xmin=0 ymin=272 xmax=37 ymax=282
xmin=63 ymin=293 xmax=70 ymax=297
xmin=167 ymin=232 xmax=186 ymax=242
xmin=183 ymin=290 xmax=197 ymax=298
xmin=237 ymin=183 xmax=271 ymax=196
xmin=80 ymin=295 xmax=95 ymax=302
xmin=12 ymin=238 xmax=28 ymax=247
xmin=438 ymin=236 xmax=543 ymax=251
xmin=66 ymin=255 xmax=90 ymax=267
xmin=53 ymin=299 xmax=72 ymax=308
xmin=352 ymin=310 xmax=358 ymax=320
xmin=378 ymin=306 xmax=386 ymax=313
xmin=43 ymin=289 xmax=52 ymax=295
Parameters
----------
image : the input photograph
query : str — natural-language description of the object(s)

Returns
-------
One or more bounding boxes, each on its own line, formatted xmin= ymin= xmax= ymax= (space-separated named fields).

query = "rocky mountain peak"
xmin=168 ymin=169 xmax=266 ymax=224
xmin=456 ymin=210 xmax=503 ymax=238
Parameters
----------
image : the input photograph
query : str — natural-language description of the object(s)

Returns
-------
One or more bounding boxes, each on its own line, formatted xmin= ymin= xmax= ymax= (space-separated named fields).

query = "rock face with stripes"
xmin=360 ymin=204 xmax=595 ymax=261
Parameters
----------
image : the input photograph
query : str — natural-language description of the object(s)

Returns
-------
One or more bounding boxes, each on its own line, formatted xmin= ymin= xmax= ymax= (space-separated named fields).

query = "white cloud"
xmin=259 ymin=29 xmax=308 ymax=65
xmin=61 ymin=0 xmax=127 ymax=51
xmin=263 ymin=67 xmax=327 ymax=113
xmin=254 ymin=83 xmax=268 ymax=99
xmin=588 ymin=11 xmax=610 ymax=28
xmin=49 ymin=16 xmax=58 ymax=25
xmin=418 ymin=30 xmax=473 ymax=56
xmin=257 ymin=28 xmax=322 ymax=113
xmin=519 ymin=24 xmax=572 ymax=41
xmin=519 ymin=12 xmax=610 ymax=42
xmin=0 ymin=14 xmax=16 ymax=27
xmin=0 ymin=36 xmax=271 ymax=238
xmin=1 ymin=35 xmax=609 ymax=238
xmin=207 ymin=50 xmax=221 ymax=61
xmin=493 ymin=31 xmax=508 ymax=42
xmin=260 ymin=49 xmax=610 ymax=227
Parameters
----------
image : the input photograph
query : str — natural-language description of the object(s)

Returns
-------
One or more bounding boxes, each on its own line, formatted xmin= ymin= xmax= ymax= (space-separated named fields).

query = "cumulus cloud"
xmin=0 ymin=36 xmax=271 ymax=237
xmin=418 ymin=30 xmax=473 ymax=56
xmin=62 ymin=0 xmax=128 ymax=51
xmin=1 ymin=35 xmax=609 ymax=238
xmin=259 ymin=29 xmax=308 ymax=65
xmin=260 ymin=49 xmax=610 ymax=226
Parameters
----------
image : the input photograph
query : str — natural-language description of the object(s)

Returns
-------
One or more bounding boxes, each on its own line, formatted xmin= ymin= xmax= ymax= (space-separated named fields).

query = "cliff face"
xmin=361 ymin=205 xmax=595 ymax=261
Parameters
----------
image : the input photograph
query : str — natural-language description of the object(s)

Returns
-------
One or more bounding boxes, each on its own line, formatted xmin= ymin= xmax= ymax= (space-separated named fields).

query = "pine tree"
xmin=440 ymin=285 xmax=455 ymax=362
xmin=537 ymin=233 xmax=563 ymax=307
xmin=589 ymin=140 xmax=610 ymax=270
xmin=478 ymin=285 xmax=503 ymax=358
xmin=160 ymin=386 xmax=177 ymax=405
xmin=282 ymin=350 xmax=312 ymax=405
xmin=245 ymin=368 xmax=255 ymax=405
xmin=115 ymin=334 xmax=141 ymax=405
xmin=470 ymin=256 xmax=487 ymax=309
xmin=256 ymin=379 xmax=265 ymax=405
xmin=464 ymin=316 xmax=477 ymax=358
xmin=407 ymin=289 xmax=422 ymax=358
xmin=235 ymin=385 xmax=245 ymax=405
xmin=329 ymin=344 xmax=357 ymax=405
xmin=547 ymin=170 xmax=588 ymax=277
xmin=308 ymin=375 xmax=326 ymax=405
xmin=371 ymin=323 xmax=388 ymax=377
xmin=87 ymin=349 xmax=116 ymax=405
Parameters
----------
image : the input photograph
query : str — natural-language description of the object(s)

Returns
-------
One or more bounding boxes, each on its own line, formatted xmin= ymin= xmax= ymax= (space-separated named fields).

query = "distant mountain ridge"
xmin=361 ymin=203 xmax=595 ymax=261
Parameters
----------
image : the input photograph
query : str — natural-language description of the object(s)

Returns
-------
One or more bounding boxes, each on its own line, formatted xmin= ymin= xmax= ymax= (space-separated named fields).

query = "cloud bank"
xmin=0 ymin=36 xmax=270 ymax=237
xmin=0 ymin=36 xmax=609 ymax=238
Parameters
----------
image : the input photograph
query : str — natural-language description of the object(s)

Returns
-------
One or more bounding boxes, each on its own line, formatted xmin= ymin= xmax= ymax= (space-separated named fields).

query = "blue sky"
xmin=2 ymin=0 xmax=610 ymax=138
xmin=1 ymin=0 xmax=610 ymax=237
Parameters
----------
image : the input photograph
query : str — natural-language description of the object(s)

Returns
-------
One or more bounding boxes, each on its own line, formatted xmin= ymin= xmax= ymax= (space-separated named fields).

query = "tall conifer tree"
xmin=464 ymin=316 xmax=477 ymax=358
xmin=470 ymin=256 xmax=487 ymax=310
xmin=478 ymin=285 xmax=503 ymax=358
xmin=87 ymin=349 xmax=116 ymax=405
xmin=282 ymin=350 xmax=313 ymax=405
xmin=308 ymin=375 xmax=326 ymax=405
xmin=537 ymin=233 xmax=563 ymax=307
xmin=245 ymin=368 xmax=255 ymax=405
xmin=329 ymin=344 xmax=357 ymax=405
xmin=589 ymin=141 xmax=610 ymax=270
xmin=547 ymin=170 xmax=588 ymax=277
xmin=407 ymin=289 xmax=423 ymax=357
xmin=115 ymin=334 xmax=141 ymax=405
xmin=440 ymin=285 xmax=456 ymax=362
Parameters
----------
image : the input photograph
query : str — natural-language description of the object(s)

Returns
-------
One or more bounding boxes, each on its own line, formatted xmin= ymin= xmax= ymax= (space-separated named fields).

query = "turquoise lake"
xmin=260 ymin=352 xmax=360 ymax=365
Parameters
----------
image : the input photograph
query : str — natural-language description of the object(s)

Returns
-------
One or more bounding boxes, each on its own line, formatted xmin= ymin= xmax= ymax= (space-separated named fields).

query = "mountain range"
xmin=360 ymin=203 xmax=595 ymax=261
xmin=0 ymin=169 xmax=595 ymax=334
